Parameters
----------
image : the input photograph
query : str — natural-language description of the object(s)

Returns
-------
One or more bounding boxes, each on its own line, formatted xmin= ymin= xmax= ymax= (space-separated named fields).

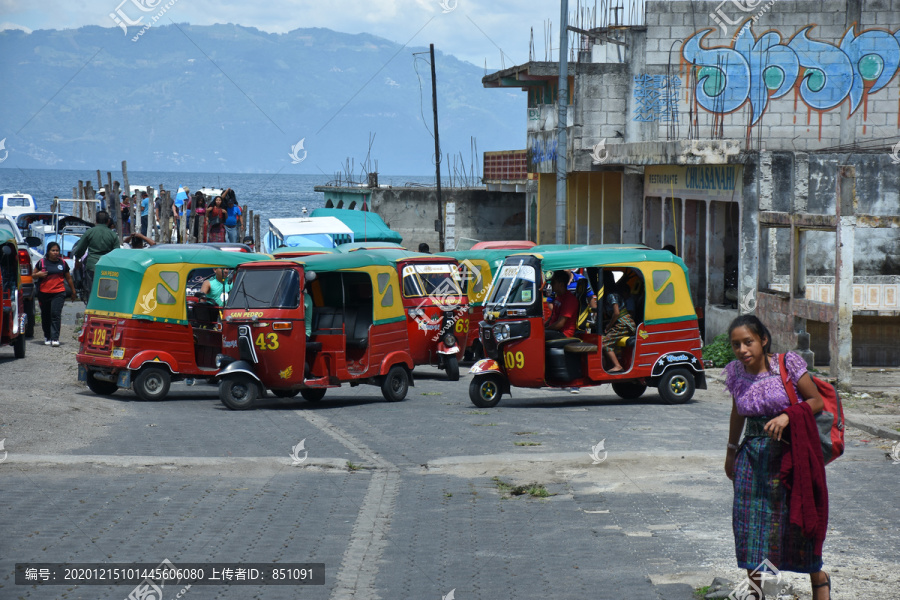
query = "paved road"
xmin=1 ymin=326 xmax=898 ymax=600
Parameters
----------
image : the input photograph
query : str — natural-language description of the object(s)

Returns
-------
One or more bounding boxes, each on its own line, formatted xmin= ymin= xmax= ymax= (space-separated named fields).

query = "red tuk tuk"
xmin=214 ymin=251 xmax=417 ymax=408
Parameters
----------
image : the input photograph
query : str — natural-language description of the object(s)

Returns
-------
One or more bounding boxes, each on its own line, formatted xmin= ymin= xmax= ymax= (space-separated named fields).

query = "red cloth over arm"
xmin=779 ymin=402 xmax=828 ymax=555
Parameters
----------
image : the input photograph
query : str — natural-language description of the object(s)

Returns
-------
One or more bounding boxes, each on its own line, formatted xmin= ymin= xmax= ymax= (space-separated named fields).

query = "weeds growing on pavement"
xmin=492 ymin=477 xmax=552 ymax=498
xmin=347 ymin=461 xmax=362 ymax=471
xmin=473 ymin=423 xmax=497 ymax=426
xmin=466 ymin=410 xmax=489 ymax=415
xmin=513 ymin=431 xmax=538 ymax=435
xmin=514 ymin=441 xmax=541 ymax=446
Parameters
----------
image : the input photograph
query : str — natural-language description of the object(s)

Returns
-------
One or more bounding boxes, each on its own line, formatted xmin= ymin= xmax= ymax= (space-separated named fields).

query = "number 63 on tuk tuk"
xmin=468 ymin=246 xmax=707 ymax=408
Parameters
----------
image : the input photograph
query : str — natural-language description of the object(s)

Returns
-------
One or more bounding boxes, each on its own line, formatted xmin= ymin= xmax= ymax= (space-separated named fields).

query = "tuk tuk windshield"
xmin=485 ymin=263 xmax=537 ymax=306
xmin=402 ymin=264 xmax=462 ymax=298
xmin=228 ymin=268 xmax=301 ymax=309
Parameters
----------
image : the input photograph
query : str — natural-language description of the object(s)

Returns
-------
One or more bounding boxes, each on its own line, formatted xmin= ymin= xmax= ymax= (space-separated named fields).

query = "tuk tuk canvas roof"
xmin=87 ymin=248 xmax=268 ymax=322
xmin=310 ymin=208 xmax=403 ymax=243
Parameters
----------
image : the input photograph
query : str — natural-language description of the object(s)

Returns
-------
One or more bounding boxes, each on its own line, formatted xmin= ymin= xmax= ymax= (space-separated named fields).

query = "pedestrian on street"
xmin=33 ymin=242 xmax=76 ymax=346
xmin=72 ymin=210 xmax=121 ymax=302
xmin=139 ymin=191 xmax=150 ymax=236
xmin=223 ymin=189 xmax=241 ymax=243
xmin=724 ymin=315 xmax=831 ymax=600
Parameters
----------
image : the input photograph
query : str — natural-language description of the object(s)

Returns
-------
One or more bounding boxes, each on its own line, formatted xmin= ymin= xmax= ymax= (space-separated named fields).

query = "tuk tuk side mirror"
xmin=25 ymin=236 xmax=41 ymax=248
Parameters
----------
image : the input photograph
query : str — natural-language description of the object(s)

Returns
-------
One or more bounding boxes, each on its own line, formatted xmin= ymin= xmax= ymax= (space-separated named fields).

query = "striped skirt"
xmin=601 ymin=313 xmax=635 ymax=351
xmin=733 ymin=418 xmax=824 ymax=573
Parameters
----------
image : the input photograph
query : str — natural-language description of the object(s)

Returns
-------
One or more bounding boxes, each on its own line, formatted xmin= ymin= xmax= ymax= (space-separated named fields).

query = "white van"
xmin=0 ymin=193 xmax=37 ymax=219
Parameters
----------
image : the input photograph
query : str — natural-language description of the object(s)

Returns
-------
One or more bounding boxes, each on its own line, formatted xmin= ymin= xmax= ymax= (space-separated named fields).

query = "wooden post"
xmin=77 ymin=181 xmax=85 ymax=220
xmin=73 ymin=187 xmax=79 ymax=219
xmin=96 ymin=170 xmax=102 ymax=192
xmin=111 ymin=181 xmax=123 ymax=241
xmin=157 ymin=184 xmax=165 ymax=242
xmin=161 ymin=191 xmax=172 ymax=243
xmin=247 ymin=209 xmax=254 ymax=244
xmin=254 ymin=214 xmax=261 ymax=252
xmin=241 ymin=204 xmax=248 ymax=238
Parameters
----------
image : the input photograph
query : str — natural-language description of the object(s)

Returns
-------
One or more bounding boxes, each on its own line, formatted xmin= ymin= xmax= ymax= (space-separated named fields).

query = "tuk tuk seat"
xmin=564 ymin=342 xmax=598 ymax=353
xmin=545 ymin=337 xmax=580 ymax=348
xmin=312 ymin=306 xmax=344 ymax=335
xmin=343 ymin=307 xmax=371 ymax=349
xmin=189 ymin=299 xmax=220 ymax=326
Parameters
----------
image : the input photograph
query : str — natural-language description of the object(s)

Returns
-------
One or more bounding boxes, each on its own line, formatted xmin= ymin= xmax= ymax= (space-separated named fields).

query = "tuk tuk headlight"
xmin=442 ymin=333 xmax=457 ymax=347
xmin=493 ymin=323 xmax=510 ymax=342
xmin=215 ymin=354 xmax=226 ymax=368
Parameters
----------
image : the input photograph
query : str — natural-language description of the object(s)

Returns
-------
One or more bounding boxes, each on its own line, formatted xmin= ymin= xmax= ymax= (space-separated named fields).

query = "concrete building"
xmin=483 ymin=0 xmax=900 ymax=378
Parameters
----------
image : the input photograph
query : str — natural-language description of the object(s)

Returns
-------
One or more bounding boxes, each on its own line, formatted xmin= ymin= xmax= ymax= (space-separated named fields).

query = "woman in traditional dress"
xmin=724 ymin=315 xmax=831 ymax=599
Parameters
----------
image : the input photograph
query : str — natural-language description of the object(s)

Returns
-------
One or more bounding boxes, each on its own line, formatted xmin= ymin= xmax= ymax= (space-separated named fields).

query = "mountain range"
xmin=0 ymin=24 xmax=525 ymax=175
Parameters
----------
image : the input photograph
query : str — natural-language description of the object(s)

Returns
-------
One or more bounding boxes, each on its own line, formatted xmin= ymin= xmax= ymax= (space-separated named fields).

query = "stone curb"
xmin=843 ymin=415 xmax=900 ymax=442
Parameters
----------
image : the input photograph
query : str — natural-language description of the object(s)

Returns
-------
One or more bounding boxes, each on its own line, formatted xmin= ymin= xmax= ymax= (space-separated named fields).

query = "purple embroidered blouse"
xmin=724 ymin=351 xmax=808 ymax=417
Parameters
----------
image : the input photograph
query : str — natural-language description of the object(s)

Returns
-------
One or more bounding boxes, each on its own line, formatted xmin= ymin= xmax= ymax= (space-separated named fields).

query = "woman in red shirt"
xmin=34 ymin=242 xmax=76 ymax=346
xmin=206 ymin=196 xmax=227 ymax=243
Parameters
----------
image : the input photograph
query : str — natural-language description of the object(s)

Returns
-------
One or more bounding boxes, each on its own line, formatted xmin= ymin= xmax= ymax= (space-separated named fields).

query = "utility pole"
xmin=555 ymin=0 xmax=569 ymax=244
xmin=430 ymin=43 xmax=445 ymax=252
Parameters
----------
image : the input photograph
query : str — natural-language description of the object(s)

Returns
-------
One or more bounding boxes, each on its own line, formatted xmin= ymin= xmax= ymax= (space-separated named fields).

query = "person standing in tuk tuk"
xmin=201 ymin=267 xmax=232 ymax=306
xmin=72 ymin=211 xmax=121 ymax=302
xmin=544 ymin=270 xmax=578 ymax=340
xmin=33 ymin=242 xmax=77 ymax=346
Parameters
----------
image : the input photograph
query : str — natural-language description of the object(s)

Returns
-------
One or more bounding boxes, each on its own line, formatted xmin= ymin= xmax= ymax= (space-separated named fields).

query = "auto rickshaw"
xmin=0 ymin=238 xmax=26 ymax=358
xmin=214 ymin=251 xmax=417 ymax=409
xmin=469 ymin=246 xmax=706 ymax=407
xmin=76 ymin=248 xmax=268 ymax=400
xmin=440 ymin=248 xmax=525 ymax=362
xmin=341 ymin=246 xmax=466 ymax=380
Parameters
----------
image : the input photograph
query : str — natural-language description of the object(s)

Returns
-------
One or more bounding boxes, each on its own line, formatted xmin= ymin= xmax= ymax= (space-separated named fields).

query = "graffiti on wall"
xmin=682 ymin=21 xmax=900 ymax=133
xmin=529 ymin=138 xmax=558 ymax=165
xmin=633 ymin=74 xmax=682 ymax=122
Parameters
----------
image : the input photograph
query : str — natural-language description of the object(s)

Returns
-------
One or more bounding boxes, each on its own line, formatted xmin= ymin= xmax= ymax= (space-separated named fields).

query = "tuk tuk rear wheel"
xmin=300 ymin=388 xmax=326 ymax=402
xmin=469 ymin=375 xmax=503 ymax=408
xmin=381 ymin=366 xmax=409 ymax=402
xmin=445 ymin=355 xmax=460 ymax=381
xmin=219 ymin=375 xmax=259 ymax=410
xmin=85 ymin=371 xmax=117 ymax=396
xmin=133 ymin=367 xmax=171 ymax=401
xmin=611 ymin=381 xmax=647 ymax=400
xmin=658 ymin=368 xmax=695 ymax=405
xmin=13 ymin=331 xmax=25 ymax=359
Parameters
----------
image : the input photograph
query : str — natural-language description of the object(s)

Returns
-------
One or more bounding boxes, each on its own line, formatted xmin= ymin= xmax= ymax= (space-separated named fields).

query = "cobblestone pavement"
xmin=1 ymin=323 xmax=898 ymax=600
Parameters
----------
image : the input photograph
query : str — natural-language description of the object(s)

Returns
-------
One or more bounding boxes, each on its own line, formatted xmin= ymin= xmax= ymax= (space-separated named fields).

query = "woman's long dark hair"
xmin=728 ymin=314 xmax=772 ymax=354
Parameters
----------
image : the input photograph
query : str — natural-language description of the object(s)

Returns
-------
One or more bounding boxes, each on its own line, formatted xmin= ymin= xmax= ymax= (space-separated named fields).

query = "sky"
xmin=0 ymin=0 xmax=577 ymax=68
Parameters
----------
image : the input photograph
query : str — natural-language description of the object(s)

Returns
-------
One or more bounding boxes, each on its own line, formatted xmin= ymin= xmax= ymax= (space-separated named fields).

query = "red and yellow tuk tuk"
xmin=343 ymin=247 xmax=467 ymax=380
xmin=76 ymin=248 xmax=268 ymax=400
xmin=214 ymin=251 xmax=416 ymax=408
xmin=469 ymin=246 xmax=706 ymax=407
xmin=0 ymin=238 xmax=27 ymax=358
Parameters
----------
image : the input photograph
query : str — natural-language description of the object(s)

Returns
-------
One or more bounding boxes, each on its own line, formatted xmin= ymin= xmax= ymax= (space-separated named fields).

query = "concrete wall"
xmin=370 ymin=188 xmax=525 ymax=252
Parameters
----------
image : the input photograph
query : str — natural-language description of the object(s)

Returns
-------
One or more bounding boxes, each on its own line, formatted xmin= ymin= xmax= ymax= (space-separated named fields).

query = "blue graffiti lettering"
xmin=683 ymin=22 xmax=900 ymax=122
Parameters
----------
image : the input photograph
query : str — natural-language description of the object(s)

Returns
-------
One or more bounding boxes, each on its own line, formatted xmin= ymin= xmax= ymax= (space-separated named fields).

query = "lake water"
xmin=0 ymin=168 xmax=437 ymax=222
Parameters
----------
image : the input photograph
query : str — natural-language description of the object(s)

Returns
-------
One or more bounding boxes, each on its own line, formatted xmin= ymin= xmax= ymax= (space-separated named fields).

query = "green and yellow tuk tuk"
xmin=76 ymin=248 xmax=268 ymax=400
xmin=470 ymin=245 xmax=706 ymax=407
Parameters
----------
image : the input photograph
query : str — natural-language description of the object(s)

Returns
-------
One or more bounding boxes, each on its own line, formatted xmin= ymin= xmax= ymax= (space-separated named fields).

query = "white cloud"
xmin=0 ymin=21 xmax=32 ymax=33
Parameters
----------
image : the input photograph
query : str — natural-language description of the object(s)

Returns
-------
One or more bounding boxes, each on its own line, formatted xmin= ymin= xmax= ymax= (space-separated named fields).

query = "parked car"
xmin=0 ymin=214 xmax=38 ymax=337
xmin=0 ymin=192 xmax=37 ymax=220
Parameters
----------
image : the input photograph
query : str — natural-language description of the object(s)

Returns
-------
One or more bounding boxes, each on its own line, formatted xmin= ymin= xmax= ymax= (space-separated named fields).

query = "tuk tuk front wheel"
xmin=132 ymin=367 xmax=171 ymax=401
xmin=300 ymin=388 xmax=326 ymax=402
xmin=611 ymin=381 xmax=647 ymax=400
xmin=444 ymin=355 xmax=460 ymax=381
xmin=469 ymin=375 xmax=503 ymax=408
xmin=219 ymin=375 xmax=259 ymax=410
xmin=85 ymin=370 xmax=117 ymax=396
xmin=658 ymin=368 xmax=695 ymax=405
xmin=381 ymin=365 xmax=409 ymax=402
xmin=13 ymin=332 xmax=26 ymax=359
